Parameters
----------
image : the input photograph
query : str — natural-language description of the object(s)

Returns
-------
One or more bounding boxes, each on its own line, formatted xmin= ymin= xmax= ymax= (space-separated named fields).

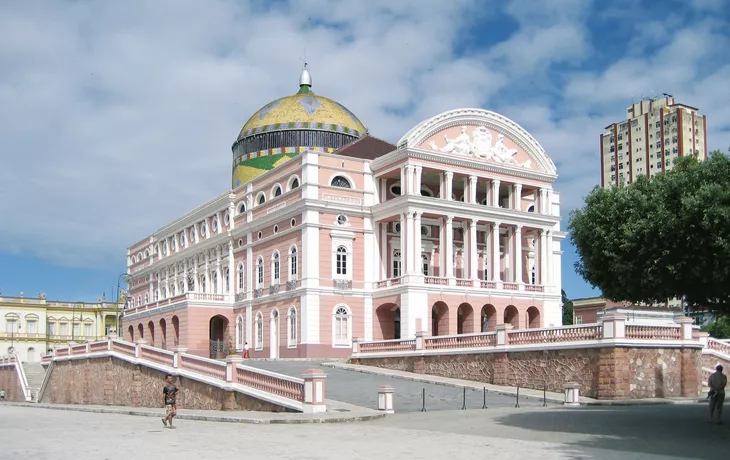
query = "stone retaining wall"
xmin=40 ymin=356 xmax=295 ymax=412
xmin=0 ymin=365 xmax=24 ymax=402
xmin=352 ymin=346 xmax=702 ymax=400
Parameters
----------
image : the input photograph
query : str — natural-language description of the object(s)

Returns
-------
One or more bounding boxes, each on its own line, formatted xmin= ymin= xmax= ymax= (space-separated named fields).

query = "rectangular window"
xmin=5 ymin=320 xmax=16 ymax=333
xmin=59 ymin=323 xmax=68 ymax=336
xmin=336 ymin=253 xmax=347 ymax=275
xmin=73 ymin=323 xmax=80 ymax=337
xmin=84 ymin=324 xmax=93 ymax=337
xmin=26 ymin=321 xmax=37 ymax=334
xmin=48 ymin=323 xmax=56 ymax=335
xmin=576 ymin=316 xmax=583 ymax=324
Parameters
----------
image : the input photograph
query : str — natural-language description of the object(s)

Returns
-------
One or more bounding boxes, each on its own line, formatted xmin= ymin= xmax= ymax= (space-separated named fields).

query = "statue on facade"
xmin=428 ymin=126 xmax=532 ymax=168
xmin=429 ymin=126 xmax=473 ymax=156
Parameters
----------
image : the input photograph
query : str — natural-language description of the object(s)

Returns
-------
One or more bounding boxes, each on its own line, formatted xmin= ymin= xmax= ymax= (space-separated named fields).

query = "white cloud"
xmin=0 ymin=0 xmax=728 ymax=271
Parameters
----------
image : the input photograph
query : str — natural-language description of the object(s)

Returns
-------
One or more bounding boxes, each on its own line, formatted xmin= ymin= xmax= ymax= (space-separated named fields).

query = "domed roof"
xmin=236 ymin=86 xmax=366 ymax=141
xmin=231 ymin=66 xmax=367 ymax=189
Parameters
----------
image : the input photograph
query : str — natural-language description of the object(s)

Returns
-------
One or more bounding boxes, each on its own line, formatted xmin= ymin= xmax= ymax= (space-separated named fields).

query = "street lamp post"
xmin=116 ymin=273 xmax=131 ymax=333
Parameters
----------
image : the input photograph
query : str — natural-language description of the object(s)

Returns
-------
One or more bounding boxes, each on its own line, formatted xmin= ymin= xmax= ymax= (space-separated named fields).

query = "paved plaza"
xmin=244 ymin=359 xmax=551 ymax=411
xmin=1 ymin=403 xmax=727 ymax=460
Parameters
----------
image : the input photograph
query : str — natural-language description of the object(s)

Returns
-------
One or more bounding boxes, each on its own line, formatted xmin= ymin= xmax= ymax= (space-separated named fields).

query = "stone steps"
xmin=22 ymin=362 xmax=47 ymax=399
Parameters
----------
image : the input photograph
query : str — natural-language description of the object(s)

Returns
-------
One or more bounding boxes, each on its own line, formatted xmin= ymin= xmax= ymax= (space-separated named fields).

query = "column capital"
xmin=492 ymin=221 xmax=501 ymax=228
xmin=445 ymin=215 xmax=454 ymax=224
xmin=469 ymin=175 xmax=477 ymax=182
xmin=413 ymin=211 xmax=423 ymax=219
xmin=515 ymin=223 xmax=523 ymax=232
xmin=470 ymin=218 xmax=478 ymax=226
xmin=492 ymin=178 xmax=501 ymax=184
xmin=444 ymin=171 xmax=454 ymax=179
xmin=415 ymin=165 xmax=423 ymax=173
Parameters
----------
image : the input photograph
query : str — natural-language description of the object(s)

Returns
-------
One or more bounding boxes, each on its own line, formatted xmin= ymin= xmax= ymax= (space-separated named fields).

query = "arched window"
xmin=289 ymin=176 xmax=300 ymax=189
xmin=333 ymin=306 xmax=351 ymax=346
xmin=237 ymin=263 xmax=245 ymax=292
xmin=256 ymin=257 xmax=264 ymax=287
xmin=162 ymin=286 xmax=167 ymax=298
xmin=257 ymin=193 xmax=266 ymax=205
xmin=255 ymin=313 xmax=264 ymax=350
xmin=289 ymin=246 xmax=298 ymax=279
xmin=179 ymin=280 xmax=184 ymax=294
xmin=236 ymin=315 xmax=244 ymax=351
xmin=272 ymin=185 xmax=282 ymax=197
xmin=392 ymin=250 xmax=402 ymax=277
xmin=272 ymin=251 xmax=281 ymax=283
xmin=144 ymin=293 xmax=149 ymax=305
xmin=335 ymin=246 xmax=347 ymax=276
xmin=224 ymin=268 xmax=230 ymax=293
xmin=288 ymin=307 xmax=297 ymax=347
xmin=200 ymin=274 xmax=207 ymax=293
xmin=212 ymin=271 xmax=218 ymax=294
xmin=531 ymin=266 xmax=536 ymax=285
xmin=421 ymin=253 xmax=430 ymax=276
xmin=188 ymin=274 xmax=195 ymax=292
xmin=237 ymin=202 xmax=246 ymax=214
xmin=154 ymin=290 xmax=159 ymax=301
xmin=330 ymin=175 xmax=351 ymax=188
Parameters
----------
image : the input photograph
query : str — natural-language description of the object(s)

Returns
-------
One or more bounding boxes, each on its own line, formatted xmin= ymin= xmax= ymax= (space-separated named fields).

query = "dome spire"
xmin=298 ymin=62 xmax=313 ymax=94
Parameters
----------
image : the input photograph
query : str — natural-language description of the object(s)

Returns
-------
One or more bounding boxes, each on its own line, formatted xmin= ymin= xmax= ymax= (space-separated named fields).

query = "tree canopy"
xmin=568 ymin=151 xmax=730 ymax=315
xmin=561 ymin=290 xmax=574 ymax=325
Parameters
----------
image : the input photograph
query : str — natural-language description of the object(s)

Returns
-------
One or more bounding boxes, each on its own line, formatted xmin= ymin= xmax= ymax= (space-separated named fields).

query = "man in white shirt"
xmin=708 ymin=364 xmax=727 ymax=424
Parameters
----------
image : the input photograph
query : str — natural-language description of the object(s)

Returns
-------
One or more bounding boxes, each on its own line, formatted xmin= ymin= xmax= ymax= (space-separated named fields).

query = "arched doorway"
xmin=27 ymin=347 xmax=36 ymax=363
xmin=504 ymin=305 xmax=519 ymax=329
xmin=128 ymin=325 xmax=134 ymax=342
xmin=432 ymin=302 xmax=449 ymax=336
xmin=209 ymin=315 xmax=229 ymax=359
xmin=171 ymin=316 xmax=180 ymax=346
xmin=269 ymin=310 xmax=279 ymax=359
xmin=159 ymin=318 xmax=167 ymax=349
xmin=147 ymin=321 xmax=155 ymax=347
xmin=481 ymin=304 xmax=497 ymax=332
xmin=137 ymin=324 xmax=144 ymax=339
xmin=457 ymin=303 xmax=475 ymax=334
xmin=527 ymin=306 xmax=540 ymax=328
xmin=375 ymin=303 xmax=400 ymax=340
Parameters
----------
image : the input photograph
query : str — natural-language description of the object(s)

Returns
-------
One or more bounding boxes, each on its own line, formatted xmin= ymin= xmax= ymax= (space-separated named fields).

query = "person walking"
xmin=708 ymin=364 xmax=727 ymax=424
xmin=243 ymin=341 xmax=250 ymax=359
xmin=161 ymin=374 xmax=179 ymax=429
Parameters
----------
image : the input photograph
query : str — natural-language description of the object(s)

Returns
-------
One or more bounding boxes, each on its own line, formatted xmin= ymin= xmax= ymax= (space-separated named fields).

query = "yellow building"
xmin=1 ymin=293 xmax=123 ymax=363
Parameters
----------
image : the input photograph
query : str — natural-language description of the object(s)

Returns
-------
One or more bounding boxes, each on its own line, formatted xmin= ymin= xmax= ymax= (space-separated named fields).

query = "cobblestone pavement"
xmin=1 ymin=403 xmax=726 ymax=460
xmin=243 ymin=359 xmax=551 ymax=411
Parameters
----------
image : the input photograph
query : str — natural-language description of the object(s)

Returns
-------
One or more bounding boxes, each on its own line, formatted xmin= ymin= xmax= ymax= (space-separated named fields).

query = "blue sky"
xmin=0 ymin=0 xmax=728 ymax=302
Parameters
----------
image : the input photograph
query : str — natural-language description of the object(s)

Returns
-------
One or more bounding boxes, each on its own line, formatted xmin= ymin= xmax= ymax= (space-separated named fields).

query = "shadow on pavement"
xmin=493 ymin=404 xmax=730 ymax=460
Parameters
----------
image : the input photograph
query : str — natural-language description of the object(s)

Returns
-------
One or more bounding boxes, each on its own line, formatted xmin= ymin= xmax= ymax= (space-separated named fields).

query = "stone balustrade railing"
xmin=0 ymin=355 xmax=32 ymax=402
xmin=42 ymin=336 xmax=325 ymax=413
xmin=625 ymin=325 xmax=682 ymax=340
xmin=707 ymin=338 xmax=730 ymax=357
xmin=352 ymin=314 xmax=699 ymax=357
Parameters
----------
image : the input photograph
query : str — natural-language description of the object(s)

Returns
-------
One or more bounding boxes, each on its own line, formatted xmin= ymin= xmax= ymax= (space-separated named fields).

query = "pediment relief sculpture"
xmin=426 ymin=125 xmax=532 ymax=169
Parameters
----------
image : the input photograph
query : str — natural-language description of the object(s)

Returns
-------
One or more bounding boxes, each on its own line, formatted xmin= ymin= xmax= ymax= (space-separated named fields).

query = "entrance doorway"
xmin=269 ymin=309 xmax=279 ymax=359
xmin=209 ymin=315 xmax=228 ymax=359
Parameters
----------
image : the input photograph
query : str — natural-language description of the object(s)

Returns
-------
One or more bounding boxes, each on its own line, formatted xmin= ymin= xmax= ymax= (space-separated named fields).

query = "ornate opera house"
xmin=123 ymin=67 xmax=566 ymax=359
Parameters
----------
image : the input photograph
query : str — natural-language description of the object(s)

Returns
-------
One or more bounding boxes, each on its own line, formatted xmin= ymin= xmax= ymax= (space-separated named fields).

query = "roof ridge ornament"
xmin=299 ymin=61 xmax=312 ymax=89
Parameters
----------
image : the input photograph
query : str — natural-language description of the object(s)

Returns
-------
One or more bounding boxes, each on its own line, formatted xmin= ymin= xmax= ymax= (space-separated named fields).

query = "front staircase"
xmin=22 ymin=362 xmax=46 ymax=402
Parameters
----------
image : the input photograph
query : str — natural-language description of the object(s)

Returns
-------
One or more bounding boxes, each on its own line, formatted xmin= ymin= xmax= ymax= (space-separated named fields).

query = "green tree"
xmin=702 ymin=316 xmax=730 ymax=339
xmin=562 ymin=290 xmax=574 ymax=325
xmin=568 ymin=151 xmax=730 ymax=315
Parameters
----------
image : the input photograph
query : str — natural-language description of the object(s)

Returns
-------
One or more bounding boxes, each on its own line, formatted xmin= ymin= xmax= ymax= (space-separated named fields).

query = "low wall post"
xmin=563 ymin=382 xmax=580 ymax=407
xmin=134 ymin=338 xmax=148 ymax=358
xmin=675 ymin=316 xmax=694 ymax=340
xmin=224 ymin=357 xmax=244 ymax=383
xmin=352 ymin=337 xmax=361 ymax=354
xmin=302 ymin=369 xmax=327 ymax=414
xmin=415 ymin=331 xmax=427 ymax=351
xmin=107 ymin=332 xmax=117 ymax=351
xmin=378 ymin=385 xmax=395 ymax=414
xmin=170 ymin=347 xmax=188 ymax=369
xmin=496 ymin=324 xmax=513 ymax=346
xmin=601 ymin=314 xmax=626 ymax=339
xmin=697 ymin=331 xmax=709 ymax=347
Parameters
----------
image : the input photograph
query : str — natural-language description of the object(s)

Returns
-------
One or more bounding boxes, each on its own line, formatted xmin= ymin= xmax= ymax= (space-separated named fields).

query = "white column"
xmin=445 ymin=171 xmax=453 ymax=201
xmin=492 ymin=222 xmax=501 ymax=282
xmin=413 ymin=211 xmax=422 ymax=277
xmin=405 ymin=211 xmax=415 ymax=273
xmin=228 ymin=243 xmax=234 ymax=295
xmin=414 ymin=166 xmax=423 ymax=197
xmin=546 ymin=189 xmax=553 ymax=215
xmin=539 ymin=229 xmax=547 ymax=285
xmin=469 ymin=219 xmax=478 ymax=280
xmin=445 ymin=216 xmax=454 ymax=278
xmin=400 ymin=167 xmax=406 ymax=196
xmin=379 ymin=222 xmax=387 ymax=279
xmin=514 ymin=183 xmax=523 ymax=211
xmin=492 ymin=179 xmax=501 ymax=207
xmin=468 ymin=176 xmax=477 ymax=204
xmin=545 ymin=230 xmax=553 ymax=285
xmin=399 ymin=213 xmax=406 ymax=276
xmin=514 ymin=225 xmax=523 ymax=284
xmin=439 ymin=173 xmax=445 ymax=199
xmin=539 ymin=188 xmax=547 ymax=214
xmin=183 ymin=260 xmax=189 ymax=292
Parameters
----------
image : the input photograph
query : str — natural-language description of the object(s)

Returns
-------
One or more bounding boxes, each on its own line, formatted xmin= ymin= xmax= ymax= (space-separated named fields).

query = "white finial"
xmin=299 ymin=61 xmax=312 ymax=87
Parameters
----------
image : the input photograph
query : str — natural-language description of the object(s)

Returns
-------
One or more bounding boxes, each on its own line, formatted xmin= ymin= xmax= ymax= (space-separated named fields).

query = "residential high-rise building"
xmin=600 ymin=96 xmax=708 ymax=188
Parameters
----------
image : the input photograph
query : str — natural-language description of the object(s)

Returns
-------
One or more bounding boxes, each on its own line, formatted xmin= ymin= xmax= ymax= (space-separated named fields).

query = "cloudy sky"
xmin=0 ymin=0 xmax=728 ymax=301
